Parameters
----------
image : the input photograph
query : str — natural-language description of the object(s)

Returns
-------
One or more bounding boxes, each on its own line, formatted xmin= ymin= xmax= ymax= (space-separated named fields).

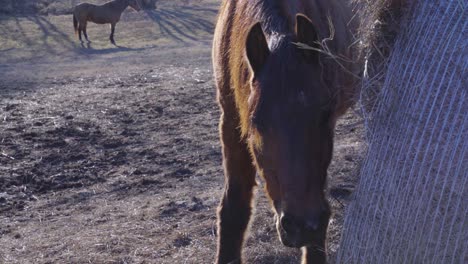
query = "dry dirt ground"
xmin=0 ymin=1 xmax=365 ymax=263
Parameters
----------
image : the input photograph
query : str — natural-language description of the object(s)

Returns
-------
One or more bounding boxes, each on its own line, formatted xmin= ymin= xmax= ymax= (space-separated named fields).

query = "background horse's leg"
xmin=82 ymin=22 xmax=90 ymax=42
xmin=216 ymin=106 xmax=257 ymax=264
xmin=110 ymin=23 xmax=116 ymax=45
xmin=78 ymin=25 xmax=83 ymax=42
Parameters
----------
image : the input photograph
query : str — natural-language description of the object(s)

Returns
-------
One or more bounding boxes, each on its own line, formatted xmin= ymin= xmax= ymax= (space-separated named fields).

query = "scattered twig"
xmin=1 ymin=152 xmax=15 ymax=160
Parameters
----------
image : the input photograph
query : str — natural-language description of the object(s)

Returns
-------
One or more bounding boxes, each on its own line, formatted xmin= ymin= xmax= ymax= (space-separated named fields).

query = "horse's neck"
xmin=109 ymin=0 xmax=129 ymax=12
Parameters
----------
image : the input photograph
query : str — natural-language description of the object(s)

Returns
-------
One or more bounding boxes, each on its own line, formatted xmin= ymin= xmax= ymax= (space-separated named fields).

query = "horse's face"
xmin=246 ymin=15 xmax=333 ymax=248
xmin=128 ymin=0 xmax=141 ymax=11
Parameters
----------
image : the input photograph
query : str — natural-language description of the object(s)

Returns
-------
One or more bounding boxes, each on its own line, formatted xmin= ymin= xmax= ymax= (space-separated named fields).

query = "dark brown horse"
xmin=73 ymin=0 xmax=141 ymax=45
xmin=212 ymin=0 xmax=358 ymax=263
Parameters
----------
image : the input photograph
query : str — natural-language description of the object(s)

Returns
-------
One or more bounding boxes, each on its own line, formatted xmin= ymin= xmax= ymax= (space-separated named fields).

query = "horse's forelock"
xmin=247 ymin=0 xmax=358 ymax=116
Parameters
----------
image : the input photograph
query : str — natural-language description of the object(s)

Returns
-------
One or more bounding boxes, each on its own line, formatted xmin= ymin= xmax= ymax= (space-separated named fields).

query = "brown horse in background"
xmin=213 ymin=0 xmax=358 ymax=263
xmin=73 ymin=0 xmax=141 ymax=45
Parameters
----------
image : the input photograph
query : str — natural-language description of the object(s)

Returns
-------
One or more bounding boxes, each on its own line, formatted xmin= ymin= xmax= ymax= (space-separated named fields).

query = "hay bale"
xmin=336 ymin=0 xmax=467 ymax=263
xmin=351 ymin=0 xmax=406 ymax=118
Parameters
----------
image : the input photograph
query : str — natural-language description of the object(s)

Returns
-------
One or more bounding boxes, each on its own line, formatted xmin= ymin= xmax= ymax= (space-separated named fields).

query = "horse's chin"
xmin=278 ymin=231 xmax=321 ymax=248
xmin=279 ymin=235 xmax=304 ymax=248
xmin=276 ymin=221 xmax=305 ymax=248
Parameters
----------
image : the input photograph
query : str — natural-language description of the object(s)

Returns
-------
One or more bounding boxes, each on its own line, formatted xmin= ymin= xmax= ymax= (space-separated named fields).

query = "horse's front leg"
xmin=110 ymin=23 xmax=116 ymax=45
xmin=216 ymin=110 xmax=256 ymax=264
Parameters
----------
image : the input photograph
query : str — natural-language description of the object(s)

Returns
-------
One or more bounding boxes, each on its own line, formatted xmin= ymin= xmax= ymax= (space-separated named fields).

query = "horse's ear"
xmin=295 ymin=14 xmax=319 ymax=62
xmin=246 ymin=22 xmax=270 ymax=75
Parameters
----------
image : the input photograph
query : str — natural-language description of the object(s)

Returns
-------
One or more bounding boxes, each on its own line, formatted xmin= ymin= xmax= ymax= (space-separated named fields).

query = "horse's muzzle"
xmin=276 ymin=211 xmax=330 ymax=248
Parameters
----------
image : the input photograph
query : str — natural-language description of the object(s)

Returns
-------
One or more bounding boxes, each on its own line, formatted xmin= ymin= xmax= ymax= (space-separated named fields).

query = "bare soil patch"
xmin=0 ymin=1 xmax=364 ymax=263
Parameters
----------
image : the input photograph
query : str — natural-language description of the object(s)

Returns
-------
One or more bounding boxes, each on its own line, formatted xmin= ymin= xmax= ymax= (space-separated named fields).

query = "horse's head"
xmin=245 ymin=14 xmax=334 ymax=248
xmin=128 ymin=0 xmax=141 ymax=11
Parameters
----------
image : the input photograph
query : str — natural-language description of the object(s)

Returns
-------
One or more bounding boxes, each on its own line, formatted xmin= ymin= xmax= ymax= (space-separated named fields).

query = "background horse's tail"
xmin=73 ymin=13 xmax=78 ymax=36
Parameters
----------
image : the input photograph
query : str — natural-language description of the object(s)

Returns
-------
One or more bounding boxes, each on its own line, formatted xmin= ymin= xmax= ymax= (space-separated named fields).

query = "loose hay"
xmin=336 ymin=0 xmax=467 ymax=263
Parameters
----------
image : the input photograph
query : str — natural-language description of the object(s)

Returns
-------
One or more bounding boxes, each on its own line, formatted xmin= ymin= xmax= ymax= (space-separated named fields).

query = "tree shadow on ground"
xmin=0 ymin=15 xmax=35 ymax=48
xmin=0 ymin=14 xmax=80 ymax=56
xmin=144 ymin=5 xmax=216 ymax=43
xmin=0 ymin=14 xmax=151 ymax=57
xmin=24 ymin=15 xmax=79 ymax=52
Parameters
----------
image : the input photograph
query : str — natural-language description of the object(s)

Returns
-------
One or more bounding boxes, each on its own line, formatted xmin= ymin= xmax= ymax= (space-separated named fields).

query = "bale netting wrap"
xmin=336 ymin=1 xmax=467 ymax=263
